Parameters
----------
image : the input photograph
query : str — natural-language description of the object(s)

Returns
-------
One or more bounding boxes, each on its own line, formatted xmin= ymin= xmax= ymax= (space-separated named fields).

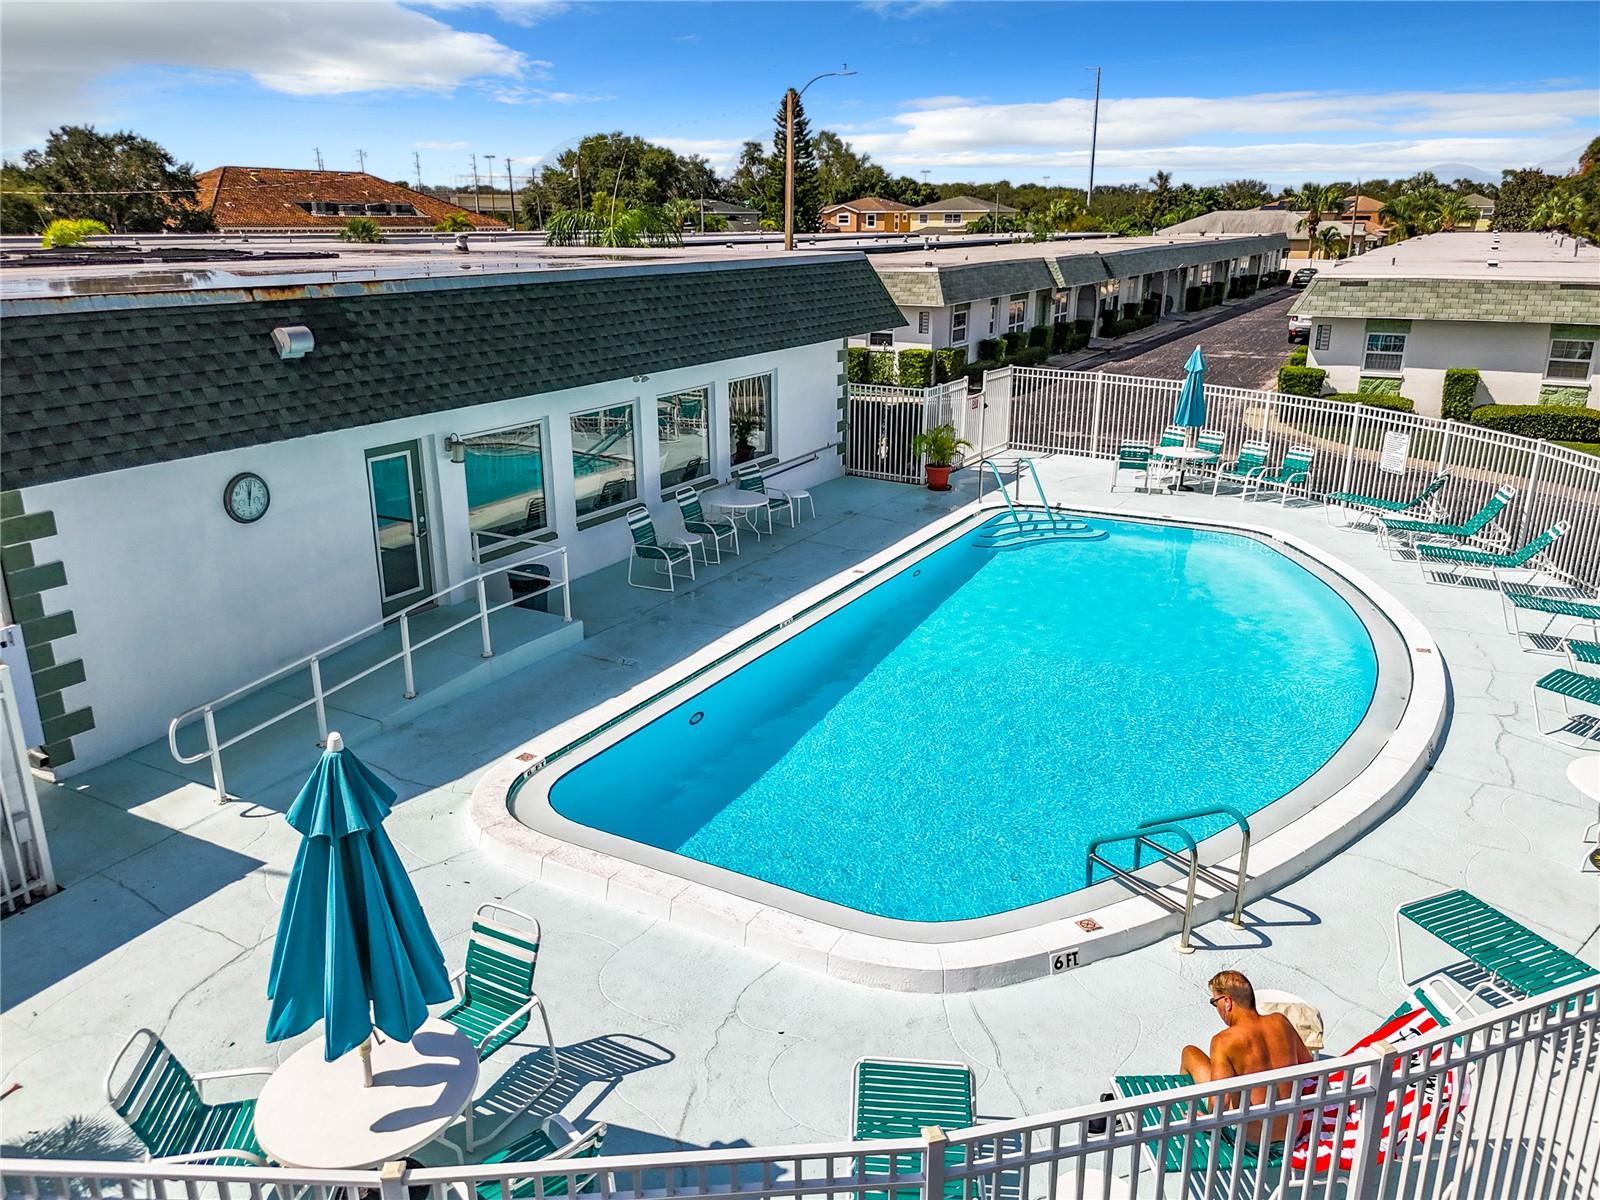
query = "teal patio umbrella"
xmin=266 ymin=732 xmax=452 ymax=1082
xmin=1174 ymin=345 xmax=1208 ymax=434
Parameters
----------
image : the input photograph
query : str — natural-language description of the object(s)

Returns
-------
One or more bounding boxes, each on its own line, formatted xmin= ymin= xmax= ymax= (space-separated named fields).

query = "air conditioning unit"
xmin=271 ymin=325 xmax=315 ymax=360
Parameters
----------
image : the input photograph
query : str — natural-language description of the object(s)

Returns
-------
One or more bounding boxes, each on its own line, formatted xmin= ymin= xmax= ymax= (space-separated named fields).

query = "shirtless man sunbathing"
xmin=1181 ymin=970 xmax=1313 ymax=1143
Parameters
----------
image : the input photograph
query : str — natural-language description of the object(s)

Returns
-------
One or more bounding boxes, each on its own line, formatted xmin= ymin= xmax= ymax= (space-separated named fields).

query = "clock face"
xmin=224 ymin=473 xmax=270 ymax=523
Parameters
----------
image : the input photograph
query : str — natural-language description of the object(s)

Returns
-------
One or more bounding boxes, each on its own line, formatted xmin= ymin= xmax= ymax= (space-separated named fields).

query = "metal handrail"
xmin=1086 ymin=822 xmax=1200 ymax=953
xmin=168 ymin=545 xmax=573 ymax=803
xmin=1019 ymin=457 xmax=1060 ymax=531
xmin=1136 ymin=804 xmax=1253 ymax=927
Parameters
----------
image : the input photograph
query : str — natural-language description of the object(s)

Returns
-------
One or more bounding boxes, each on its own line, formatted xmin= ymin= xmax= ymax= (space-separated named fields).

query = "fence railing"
xmin=167 ymin=545 xmax=573 ymax=803
xmin=843 ymin=381 xmax=968 ymax=483
xmin=2 ymin=978 xmax=1595 ymax=1200
xmin=1000 ymin=367 xmax=1600 ymax=587
xmin=0 ymin=663 xmax=55 ymax=914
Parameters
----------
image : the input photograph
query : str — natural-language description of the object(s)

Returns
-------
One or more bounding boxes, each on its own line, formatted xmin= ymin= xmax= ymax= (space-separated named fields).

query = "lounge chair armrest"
xmin=541 ymin=1114 xmax=581 ymax=1150
xmin=152 ymin=1149 xmax=268 ymax=1166
xmin=192 ymin=1066 xmax=274 ymax=1102
xmin=475 ymin=995 xmax=541 ymax=1051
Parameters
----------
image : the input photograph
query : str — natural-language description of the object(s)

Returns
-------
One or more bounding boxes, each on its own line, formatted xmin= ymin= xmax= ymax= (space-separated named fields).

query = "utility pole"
xmin=413 ymin=151 xmax=423 ymax=190
xmin=506 ymin=156 xmax=516 ymax=231
xmin=1348 ymin=178 xmax=1360 ymax=258
xmin=355 ymin=148 xmax=367 ymax=173
xmin=1086 ymin=66 xmax=1101 ymax=211
xmin=314 ymin=147 xmax=324 ymax=171
xmin=470 ymin=153 xmax=481 ymax=213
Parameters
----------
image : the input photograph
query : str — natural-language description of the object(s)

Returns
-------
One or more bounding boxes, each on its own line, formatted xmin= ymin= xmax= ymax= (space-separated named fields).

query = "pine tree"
xmin=766 ymin=92 xmax=821 ymax=233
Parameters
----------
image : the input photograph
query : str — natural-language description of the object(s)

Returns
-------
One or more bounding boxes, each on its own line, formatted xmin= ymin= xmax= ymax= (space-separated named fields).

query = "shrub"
xmin=1469 ymin=404 xmax=1600 ymax=442
xmin=977 ymin=337 xmax=1003 ymax=361
xmin=1287 ymin=345 xmax=1308 ymax=366
xmin=1441 ymin=368 xmax=1480 ymax=421
xmin=1325 ymin=391 xmax=1416 ymax=413
xmin=846 ymin=346 xmax=871 ymax=384
xmin=1027 ymin=324 xmax=1051 ymax=348
xmin=964 ymin=358 xmax=1000 ymax=387
xmin=1185 ymin=285 xmax=1203 ymax=310
xmin=41 ymin=218 xmax=109 ymax=247
xmin=1002 ymin=330 xmax=1027 ymax=356
xmin=1050 ymin=324 xmax=1071 ymax=353
xmin=1121 ymin=302 xmax=1140 ymax=320
xmin=1074 ymin=319 xmax=1095 ymax=338
xmin=1277 ymin=365 xmax=1328 ymax=397
xmin=867 ymin=350 xmax=897 ymax=385
xmin=433 ymin=212 xmax=473 ymax=233
xmin=1141 ymin=296 xmax=1161 ymax=317
xmin=338 ymin=216 xmax=384 ymax=243
xmin=1012 ymin=346 xmax=1050 ymax=366
xmin=934 ymin=346 xmax=968 ymax=384
xmin=897 ymin=347 xmax=934 ymax=389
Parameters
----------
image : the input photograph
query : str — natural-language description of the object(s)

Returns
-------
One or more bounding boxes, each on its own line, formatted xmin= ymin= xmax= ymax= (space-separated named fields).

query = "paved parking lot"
xmin=1089 ymin=293 xmax=1297 ymax=389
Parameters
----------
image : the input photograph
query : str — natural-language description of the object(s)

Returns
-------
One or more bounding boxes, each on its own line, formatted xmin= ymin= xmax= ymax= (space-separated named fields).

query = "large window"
xmin=942 ymin=212 xmax=962 ymax=225
xmin=1007 ymin=294 xmax=1027 ymax=333
xmin=728 ymin=373 xmax=772 ymax=465
xmin=463 ymin=423 xmax=548 ymax=542
xmin=1363 ymin=332 xmax=1407 ymax=372
xmin=658 ymin=386 xmax=713 ymax=489
xmin=835 ymin=212 xmax=850 ymax=227
xmin=570 ymin=403 xmax=637 ymax=516
xmin=1546 ymin=338 xmax=1595 ymax=381
xmin=951 ymin=306 xmax=969 ymax=345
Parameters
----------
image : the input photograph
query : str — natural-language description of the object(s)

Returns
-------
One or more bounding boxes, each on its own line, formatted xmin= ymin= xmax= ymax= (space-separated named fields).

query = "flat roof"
xmin=1312 ymin=231 xmax=1598 ymax=283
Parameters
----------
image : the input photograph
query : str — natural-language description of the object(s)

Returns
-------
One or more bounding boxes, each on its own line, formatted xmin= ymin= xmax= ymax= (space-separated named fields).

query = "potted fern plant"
xmin=910 ymin=423 xmax=972 ymax=491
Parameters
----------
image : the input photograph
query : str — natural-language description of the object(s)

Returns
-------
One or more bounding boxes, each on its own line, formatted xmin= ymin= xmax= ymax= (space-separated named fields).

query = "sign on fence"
xmin=1380 ymin=430 xmax=1411 ymax=475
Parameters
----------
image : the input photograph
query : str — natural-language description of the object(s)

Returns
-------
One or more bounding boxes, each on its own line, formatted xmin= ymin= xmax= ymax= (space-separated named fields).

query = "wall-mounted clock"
xmin=223 ymin=472 xmax=270 ymax=524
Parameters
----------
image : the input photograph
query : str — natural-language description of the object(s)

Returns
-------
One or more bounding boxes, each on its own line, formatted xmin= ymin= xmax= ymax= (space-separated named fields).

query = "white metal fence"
xmin=0 ymin=663 xmax=55 ymax=914
xmin=843 ymin=381 xmax=969 ymax=483
xmin=2 ymin=978 xmax=1595 ymax=1200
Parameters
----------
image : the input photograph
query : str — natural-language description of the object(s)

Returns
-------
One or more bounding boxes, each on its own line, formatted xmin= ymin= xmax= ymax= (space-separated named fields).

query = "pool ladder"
xmin=1085 ymin=805 xmax=1253 ymax=954
xmin=976 ymin=458 xmax=1105 ymax=550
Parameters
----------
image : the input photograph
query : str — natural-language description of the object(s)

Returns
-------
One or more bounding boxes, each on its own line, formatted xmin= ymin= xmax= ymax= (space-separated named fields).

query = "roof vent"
xmin=1486 ymin=260 xmax=1500 ymax=268
xmin=271 ymin=325 xmax=314 ymax=360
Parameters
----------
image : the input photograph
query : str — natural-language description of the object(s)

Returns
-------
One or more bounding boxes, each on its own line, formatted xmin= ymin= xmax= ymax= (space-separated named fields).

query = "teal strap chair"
xmin=1395 ymin=888 xmax=1598 ymax=1003
xmin=1245 ymin=443 xmax=1316 ymax=504
xmin=1112 ymin=440 xmax=1154 ymax=493
xmin=674 ymin=486 xmax=739 ymax=563
xmin=473 ymin=1116 xmax=608 ymax=1200
xmin=1417 ymin=520 xmax=1567 ymax=582
xmin=1380 ymin=484 xmax=1515 ymax=552
xmin=1193 ymin=429 xmax=1226 ymax=466
xmin=625 ymin=506 xmax=695 ymax=592
xmin=1156 ymin=425 xmax=1186 ymax=450
xmin=853 ymin=1057 xmax=980 ymax=1200
xmin=106 ymin=1030 xmax=270 ymax=1165
xmin=1533 ymin=668 xmax=1600 ymax=741
xmin=732 ymin=462 xmax=797 ymax=531
xmin=1211 ymin=439 xmax=1271 ymax=496
xmin=1500 ymin=584 xmax=1600 ymax=645
xmin=445 ymin=903 xmax=561 ymax=1148
xmin=1112 ymin=1073 xmax=1289 ymax=1176
xmin=1327 ymin=472 xmax=1449 ymax=529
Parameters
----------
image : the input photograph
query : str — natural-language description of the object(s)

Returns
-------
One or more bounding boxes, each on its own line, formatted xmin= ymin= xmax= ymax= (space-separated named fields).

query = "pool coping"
xmin=467 ymin=498 xmax=1447 ymax=993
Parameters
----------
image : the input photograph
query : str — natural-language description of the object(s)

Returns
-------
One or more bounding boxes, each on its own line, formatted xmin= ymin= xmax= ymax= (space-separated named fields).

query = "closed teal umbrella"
xmin=1174 ymin=345 xmax=1208 ymax=431
xmin=266 ymin=732 xmax=452 ymax=1078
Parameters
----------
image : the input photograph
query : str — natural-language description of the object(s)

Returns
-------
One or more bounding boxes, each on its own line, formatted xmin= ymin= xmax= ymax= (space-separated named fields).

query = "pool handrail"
xmin=1136 ymin=804 xmax=1252 ymax=928
xmin=1086 ymin=822 xmax=1200 ymax=953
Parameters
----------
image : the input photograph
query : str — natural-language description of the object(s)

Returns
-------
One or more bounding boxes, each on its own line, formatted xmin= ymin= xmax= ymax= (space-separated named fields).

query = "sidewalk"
xmin=1047 ymin=287 xmax=1292 ymax=370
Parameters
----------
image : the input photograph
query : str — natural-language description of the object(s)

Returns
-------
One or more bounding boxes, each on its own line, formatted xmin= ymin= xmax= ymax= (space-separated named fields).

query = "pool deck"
xmin=3 ymin=455 xmax=1596 ymax=1163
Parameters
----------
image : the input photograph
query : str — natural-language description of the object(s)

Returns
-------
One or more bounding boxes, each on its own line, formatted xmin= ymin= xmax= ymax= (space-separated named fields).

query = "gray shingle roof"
xmin=1 ymin=258 xmax=901 ymax=489
xmin=913 ymin=196 xmax=1021 ymax=214
xmin=1291 ymin=277 xmax=1600 ymax=323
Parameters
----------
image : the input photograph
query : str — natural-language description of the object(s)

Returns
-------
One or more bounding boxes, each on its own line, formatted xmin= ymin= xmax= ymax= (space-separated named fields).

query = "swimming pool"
xmin=535 ymin=513 xmax=1384 ymax=925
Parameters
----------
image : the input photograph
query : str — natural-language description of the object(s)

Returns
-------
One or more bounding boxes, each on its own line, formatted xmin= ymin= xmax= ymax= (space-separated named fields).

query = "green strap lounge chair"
xmin=1210 ymin=440 xmax=1270 ymax=496
xmin=1533 ymin=668 xmax=1600 ymax=741
xmin=1500 ymin=585 xmax=1600 ymax=646
xmin=1326 ymin=472 xmax=1449 ymax=529
xmin=1379 ymin=484 xmax=1515 ymax=552
xmin=1244 ymin=444 xmax=1316 ymax=504
xmin=1416 ymin=520 xmax=1568 ymax=583
xmin=473 ymin=1116 xmax=608 ymax=1200
xmin=106 ymin=1030 xmax=270 ymax=1165
xmin=1566 ymin=639 xmax=1600 ymax=672
xmin=1193 ymin=429 xmax=1226 ymax=467
xmin=673 ymin=486 xmax=739 ymax=564
xmin=446 ymin=903 xmax=561 ymax=1148
xmin=1156 ymin=425 xmax=1186 ymax=450
xmin=733 ymin=462 xmax=798 ymax=531
xmin=1394 ymin=888 xmax=1598 ymax=1006
xmin=853 ymin=1057 xmax=979 ymax=1200
xmin=1112 ymin=440 xmax=1155 ymax=493
xmin=1111 ymin=1073 xmax=1288 ymax=1177
xmin=625 ymin=506 xmax=695 ymax=592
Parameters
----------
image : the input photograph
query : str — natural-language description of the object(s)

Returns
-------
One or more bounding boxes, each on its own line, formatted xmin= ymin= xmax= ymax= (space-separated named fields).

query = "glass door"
xmin=365 ymin=441 xmax=434 ymax=616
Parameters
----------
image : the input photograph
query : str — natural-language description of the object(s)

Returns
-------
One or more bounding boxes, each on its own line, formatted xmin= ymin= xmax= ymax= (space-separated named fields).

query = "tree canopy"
xmin=2 ymin=125 xmax=212 ymax=234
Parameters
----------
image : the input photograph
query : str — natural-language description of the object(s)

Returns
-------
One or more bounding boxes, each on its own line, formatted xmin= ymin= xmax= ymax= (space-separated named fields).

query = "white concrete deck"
xmin=2 ymin=458 xmax=1596 ymax=1164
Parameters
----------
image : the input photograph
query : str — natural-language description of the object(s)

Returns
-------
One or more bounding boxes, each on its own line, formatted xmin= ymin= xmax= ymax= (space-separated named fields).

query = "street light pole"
xmin=1086 ymin=65 xmax=1101 ymax=211
xmin=785 ymin=65 xmax=856 ymax=251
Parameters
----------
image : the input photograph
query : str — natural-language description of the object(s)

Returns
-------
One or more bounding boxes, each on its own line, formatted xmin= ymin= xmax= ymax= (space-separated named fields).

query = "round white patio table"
xmin=701 ymin=486 xmax=769 ymax=538
xmin=254 ymin=1018 xmax=478 ymax=1169
xmin=1151 ymin=444 xmax=1215 ymax=492
xmin=1570 ymin=755 xmax=1599 ymax=855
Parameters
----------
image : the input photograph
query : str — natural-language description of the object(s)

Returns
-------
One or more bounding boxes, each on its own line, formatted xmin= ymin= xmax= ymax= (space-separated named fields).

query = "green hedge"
xmin=1002 ymin=330 xmax=1027 ymax=356
xmin=1277 ymin=364 xmax=1327 ymax=397
xmin=1027 ymin=324 xmax=1051 ymax=349
xmin=1441 ymin=368 xmax=1479 ymax=421
xmin=977 ymin=337 xmax=1003 ymax=361
xmin=1469 ymin=404 xmax=1600 ymax=442
xmin=934 ymin=346 xmax=968 ymax=384
xmin=897 ymin=347 xmax=933 ymax=389
xmin=846 ymin=346 xmax=871 ymax=384
xmin=1325 ymin=391 xmax=1416 ymax=413
xmin=964 ymin=358 xmax=1000 ymax=386
xmin=867 ymin=350 xmax=897 ymax=385
xmin=1287 ymin=345 xmax=1308 ymax=366
xmin=1011 ymin=346 xmax=1050 ymax=366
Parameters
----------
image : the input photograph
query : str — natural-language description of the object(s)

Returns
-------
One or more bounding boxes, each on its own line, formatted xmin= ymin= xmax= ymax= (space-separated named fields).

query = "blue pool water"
xmin=547 ymin=518 xmax=1379 ymax=922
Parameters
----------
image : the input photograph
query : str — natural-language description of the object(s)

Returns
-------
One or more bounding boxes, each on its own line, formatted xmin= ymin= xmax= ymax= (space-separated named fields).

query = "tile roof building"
xmin=820 ymin=198 xmax=914 ymax=234
xmin=195 ymin=167 xmax=507 ymax=232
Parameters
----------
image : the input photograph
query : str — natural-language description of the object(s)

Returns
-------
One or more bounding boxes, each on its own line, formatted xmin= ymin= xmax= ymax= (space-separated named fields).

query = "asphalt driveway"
xmin=1087 ymin=292 xmax=1298 ymax=390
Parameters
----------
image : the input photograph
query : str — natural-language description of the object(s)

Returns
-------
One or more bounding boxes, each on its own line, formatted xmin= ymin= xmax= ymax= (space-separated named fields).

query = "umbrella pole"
xmin=359 ymin=1036 xmax=373 ymax=1087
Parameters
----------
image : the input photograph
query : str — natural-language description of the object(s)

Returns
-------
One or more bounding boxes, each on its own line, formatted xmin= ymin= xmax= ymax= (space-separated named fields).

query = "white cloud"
xmin=1 ymin=0 xmax=528 ymax=147
xmin=903 ymin=95 xmax=984 ymax=110
xmin=858 ymin=0 xmax=952 ymax=17
xmin=490 ymin=86 xmax=610 ymax=105
xmin=409 ymin=0 xmax=569 ymax=26
xmin=415 ymin=140 xmax=472 ymax=150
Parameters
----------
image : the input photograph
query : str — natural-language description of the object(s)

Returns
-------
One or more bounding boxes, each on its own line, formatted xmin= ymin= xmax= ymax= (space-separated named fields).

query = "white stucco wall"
xmin=1307 ymin=319 xmax=1598 ymax=416
xmin=21 ymin=339 xmax=845 ymax=775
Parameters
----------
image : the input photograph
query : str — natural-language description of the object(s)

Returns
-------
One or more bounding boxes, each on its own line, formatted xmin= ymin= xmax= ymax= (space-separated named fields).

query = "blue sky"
xmin=3 ymin=1 xmax=1596 ymax=189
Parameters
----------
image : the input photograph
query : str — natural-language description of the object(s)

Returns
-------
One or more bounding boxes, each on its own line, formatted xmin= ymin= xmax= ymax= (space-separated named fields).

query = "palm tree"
xmin=545 ymin=204 xmax=684 ymax=247
xmin=1378 ymin=193 xmax=1428 ymax=243
xmin=1531 ymin=190 xmax=1585 ymax=234
xmin=337 ymin=217 xmax=383 ymax=243
xmin=432 ymin=212 xmax=472 ymax=233
xmin=1433 ymin=192 xmax=1478 ymax=231
xmin=1294 ymin=182 xmax=1346 ymax=251
xmin=1313 ymin=226 xmax=1346 ymax=260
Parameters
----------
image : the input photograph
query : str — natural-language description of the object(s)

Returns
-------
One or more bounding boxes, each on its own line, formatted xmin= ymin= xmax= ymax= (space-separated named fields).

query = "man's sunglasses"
xmin=1208 ymin=995 xmax=1227 ymax=1009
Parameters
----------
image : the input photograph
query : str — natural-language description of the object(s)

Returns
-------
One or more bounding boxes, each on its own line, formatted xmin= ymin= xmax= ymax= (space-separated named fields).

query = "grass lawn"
xmin=1554 ymin=441 xmax=1600 ymax=457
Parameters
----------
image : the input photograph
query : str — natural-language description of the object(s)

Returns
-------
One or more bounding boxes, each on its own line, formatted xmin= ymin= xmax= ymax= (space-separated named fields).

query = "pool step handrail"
xmin=1019 ymin=457 xmax=1060 ymax=531
xmin=1085 ymin=823 xmax=1201 ymax=954
xmin=1135 ymin=805 xmax=1253 ymax=928
xmin=982 ymin=458 xmax=1087 ymax=546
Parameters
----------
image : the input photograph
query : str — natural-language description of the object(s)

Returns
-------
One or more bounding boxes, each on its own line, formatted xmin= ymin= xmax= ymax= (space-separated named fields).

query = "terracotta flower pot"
xmin=925 ymin=464 xmax=953 ymax=491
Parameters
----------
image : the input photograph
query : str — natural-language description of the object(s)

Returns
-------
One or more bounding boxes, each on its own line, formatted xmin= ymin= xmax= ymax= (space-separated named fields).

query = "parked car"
xmin=1288 ymin=313 xmax=1313 ymax=343
xmin=1292 ymin=267 xmax=1319 ymax=288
